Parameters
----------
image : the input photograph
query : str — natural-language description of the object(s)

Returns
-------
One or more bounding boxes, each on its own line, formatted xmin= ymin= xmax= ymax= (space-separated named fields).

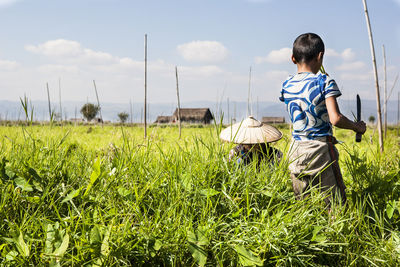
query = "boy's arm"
xmin=325 ymin=96 xmax=366 ymax=134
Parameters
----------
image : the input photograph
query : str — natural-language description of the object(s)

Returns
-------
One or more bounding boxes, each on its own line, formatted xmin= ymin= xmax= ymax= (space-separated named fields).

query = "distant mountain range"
xmin=0 ymin=99 xmax=398 ymax=124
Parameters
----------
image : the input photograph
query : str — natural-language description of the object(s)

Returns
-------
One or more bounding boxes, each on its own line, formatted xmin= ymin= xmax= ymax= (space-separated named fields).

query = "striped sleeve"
xmin=324 ymin=76 xmax=342 ymax=99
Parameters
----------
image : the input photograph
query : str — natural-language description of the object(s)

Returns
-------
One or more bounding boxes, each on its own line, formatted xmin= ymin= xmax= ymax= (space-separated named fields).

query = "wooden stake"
xmin=46 ymin=82 xmax=52 ymax=122
xmin=175 ymin=66 xmax=182 ymax=139
xmin=144 ymin=34 xmax=148 ymax=138
xmin=383 ymin=45 xmax=387 ymax=137
xmin=247 ymin=66 xmax=252 ymax=117
xmin=256 ymin=96 xmax=259 ymax=119
xmin=362 ymin=0 xmax=383 ymax=152
xmin=130 ymin=99 xmax=133 ymax=124
xmin=59 ymin=78 xmax=62 ymax=122
xmin=93 ymin=80 xmax=103 ymax=125
xmin=387 ymin=74 xmax=399 ymax=101
xmin=227 ymin=97 xmax=230 ymax=124
xmin=233 ymin=101 xmax=236 ymax=123
xmin=397 ymin=92 xmax=400 ymax=137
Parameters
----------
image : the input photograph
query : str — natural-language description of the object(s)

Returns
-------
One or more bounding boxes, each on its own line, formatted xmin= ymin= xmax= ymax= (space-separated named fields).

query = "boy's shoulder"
xmin=283 ymin=72 xmax=330 ymax=85
xmin=280 ymin=73 xmax=341 ymax=102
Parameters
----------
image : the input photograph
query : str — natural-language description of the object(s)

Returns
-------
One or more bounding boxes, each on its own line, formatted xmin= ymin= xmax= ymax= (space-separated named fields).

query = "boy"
xmin=279 ymin=33 xmax=366 ymax=207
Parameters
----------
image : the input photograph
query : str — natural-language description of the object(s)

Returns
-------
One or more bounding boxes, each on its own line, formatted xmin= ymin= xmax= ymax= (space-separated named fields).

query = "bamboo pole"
xmin=387 ymin=74 xmax=399 ymax=101
xmin=227 ymin=97 xmax=230 ymax=124
xmin=256 ymin=96 xmax=259 ymax=119
xmin=383 ymin=45 xmax=387 ymax=138
xmin=175 ymin=66 xmax=182 ymax=139
xmin=247 ymin=66 xmax=252 ymax=117
xmin=130 ymin=99 xmax=133 ymax=124
xmin=46 ymin=82 xmax=52 ymax=122
xmin=74 ymin=106 xmax=77 ymax=126
xmin=233 ymin=101 xmax=236 ymax=123
xmin=93 ymin=80 xmax=103 ymax=125
xmin=144 ymin=34 xmax=148 ymax=138
xmin=398 ymin=91 xmax=399 ymax=137
xmin=362 ymin=0 xmax=383 ymax=152
xmin=59 ymin=78 xmax=62 ymax=122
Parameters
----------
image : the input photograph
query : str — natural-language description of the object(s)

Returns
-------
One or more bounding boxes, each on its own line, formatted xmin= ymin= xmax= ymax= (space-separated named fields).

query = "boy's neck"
xmin=296 ymin=64 xmax=319 ymax=74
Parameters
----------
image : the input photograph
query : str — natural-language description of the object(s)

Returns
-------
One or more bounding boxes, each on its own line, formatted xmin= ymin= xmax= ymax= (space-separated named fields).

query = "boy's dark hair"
xmin=293 ymin=33 xmax=325 ymax=63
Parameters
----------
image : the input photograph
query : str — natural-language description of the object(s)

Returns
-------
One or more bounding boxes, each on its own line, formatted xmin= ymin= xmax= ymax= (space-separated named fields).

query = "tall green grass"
xmin=0 ymin=125 xmax=399 ymax=266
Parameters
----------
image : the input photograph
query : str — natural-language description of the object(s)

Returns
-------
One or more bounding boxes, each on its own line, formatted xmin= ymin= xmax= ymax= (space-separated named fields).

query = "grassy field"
xmin=0 ymin=124 xmax=399 ymax=266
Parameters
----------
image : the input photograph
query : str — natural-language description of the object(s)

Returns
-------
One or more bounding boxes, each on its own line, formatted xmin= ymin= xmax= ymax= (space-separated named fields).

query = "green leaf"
xmin=181 ymin=173 xmax=192 ymax=192
xmin=26 ymin=196 xmax=40 ymax=203
xmin=62 ymin=188 xmax=82 ymax=203
xmin=100 ymin=225 xmax=111 ymax=257
xmin=232 ymin=208 xmax=243 ymax=218
xmin=154 ymin=239 xmax=162 ymax=251
xmin=5 ymin=250 xmax=18 ymax=261
xmin=53 ymin=233 xmax=69 ymax=257
xmin=5 ymin=166 xmax=16 ymax=179
xmin=200 ymin=188 xmax=219 ymax=197
xmin=14 ymin=177 xmax=33 ymax=192
xmin=187 ymin=227 xmax=209 ymax=267
xmin=45 ymin=224 xmax=56 ymax=254
xmin=386 ymin=201 xmax=396 ymax=219
xmin=233 ymin=245 xmax=263 ymax=266
xmin=117 ymin=187 xmax=130 ymax=197
xmin=311 ymin=225 xmax=326 ymax=242
xmin=392 ymin=232 xmax=400 ymax=254
xmin=15 ymin=231 xmax=29 ymax=257
xmin=90 ymin=226 xmax=102 ymax=245
xmin=49 ymin=261 xmax=61 ymax=267
xmin=84 ymin=158 xmax=101 ymax=196
xmin=0 ymin=158 xmax=10 ymax=180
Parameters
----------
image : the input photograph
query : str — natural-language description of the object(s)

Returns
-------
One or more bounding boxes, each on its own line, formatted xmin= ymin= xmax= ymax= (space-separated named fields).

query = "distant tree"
xmin=369 ymin=115 xmax=376 ymax=124
xmin=118 ymin=112 xmax=129 ymax=123
xmin=80 ymin=103 xmax=100 ymax=122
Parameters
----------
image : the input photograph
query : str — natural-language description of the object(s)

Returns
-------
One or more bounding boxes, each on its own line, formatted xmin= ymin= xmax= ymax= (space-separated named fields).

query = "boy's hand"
xmin=354 ymin=121 xmax=366 ymax=134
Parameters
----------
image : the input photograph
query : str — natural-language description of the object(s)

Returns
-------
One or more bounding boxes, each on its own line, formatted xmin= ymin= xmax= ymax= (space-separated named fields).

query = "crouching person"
xmin=220 ymin=116 xmax=283 ymax=166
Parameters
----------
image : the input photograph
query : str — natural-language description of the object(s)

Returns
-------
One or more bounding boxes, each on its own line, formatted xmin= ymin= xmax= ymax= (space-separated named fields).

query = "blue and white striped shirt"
xmin=280 ymin=72 xmax=341 ymax=140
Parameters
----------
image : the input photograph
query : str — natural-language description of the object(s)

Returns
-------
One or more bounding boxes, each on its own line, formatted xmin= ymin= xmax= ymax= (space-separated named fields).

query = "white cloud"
xmin=255 ymin=47 xmax=291 ymax=64
xmin=326 ymin=48 xmax=355 ymax=61
xmin=177 ymin=41 xmax=229 ymax=63
xmin=325 ymin=48 xmax=340 ymax=57
xmin=26 ymin=39 xmax=82 ymax=57
xmin=26 ymin=39 xmax=120 ymax=66
xmin=0 ymin=59 xmax=19 ymax=71
xmin=336 ymin=61 xmax=366 ymax=71
xmin=341 ymin=48 xmax=355 ymax=61
xmin=0 ymin=0 xmax=19 ymax=7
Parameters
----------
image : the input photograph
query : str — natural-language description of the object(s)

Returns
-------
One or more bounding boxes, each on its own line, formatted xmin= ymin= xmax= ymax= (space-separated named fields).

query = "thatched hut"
xmin=173 ymin=108 xmax=214 ymax=124
xmin=155 ymin=115 xmax=173 ymax=124
xmin=261 ymin=116 xmax=285 ymax=124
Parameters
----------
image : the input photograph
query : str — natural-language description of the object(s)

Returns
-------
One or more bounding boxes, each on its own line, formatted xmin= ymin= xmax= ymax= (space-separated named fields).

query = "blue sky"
xmin=0 ymin=0 xmax=399 ymax=105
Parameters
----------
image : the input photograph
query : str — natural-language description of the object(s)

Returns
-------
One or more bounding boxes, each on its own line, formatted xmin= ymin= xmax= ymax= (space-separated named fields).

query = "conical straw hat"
xmin=219 ymin=116 xmax=283 ymax=144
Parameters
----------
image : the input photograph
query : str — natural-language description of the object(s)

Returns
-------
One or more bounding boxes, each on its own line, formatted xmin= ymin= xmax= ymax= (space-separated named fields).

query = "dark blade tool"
xmin=356 ymin=94 xmax=362 ymax=142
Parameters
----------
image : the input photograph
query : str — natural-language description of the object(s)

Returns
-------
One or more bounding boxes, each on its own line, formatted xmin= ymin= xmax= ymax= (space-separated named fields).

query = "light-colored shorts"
xmin=288 ymin=137 xmax=346 ymax=206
